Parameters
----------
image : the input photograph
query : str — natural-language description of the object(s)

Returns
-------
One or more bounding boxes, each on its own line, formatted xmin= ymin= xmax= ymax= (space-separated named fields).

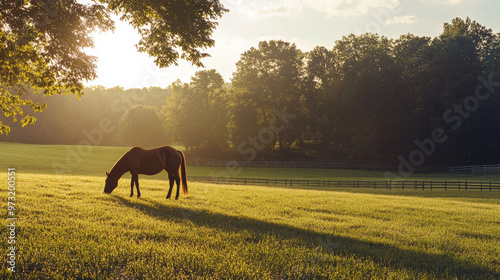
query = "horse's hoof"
xmin=175 ymin=197 xmax=179 ymax=200
xmin=166 ymin=196 xmax=171 ymax=199
xmin=130 ymin=194 xmax=133 ymax=197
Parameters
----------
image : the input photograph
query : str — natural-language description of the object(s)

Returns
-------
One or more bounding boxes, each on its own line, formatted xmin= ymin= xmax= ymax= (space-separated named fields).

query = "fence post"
xmin=465 ymin=180 xmax=468 ymax=191
xmin=415 ymin=181 xmax=417 ymax=191
xmin=430 ymin=181 xmax=433 ymax=191
xmin=445 ymin=181 xmax=447 ymax=191
xmin=389 ymin=180 xmax=392 ymax=190
xmin=402 ymin=181 xmax=405 ymax=190
xmin=422 ymin=181 xmax=425 ymax=190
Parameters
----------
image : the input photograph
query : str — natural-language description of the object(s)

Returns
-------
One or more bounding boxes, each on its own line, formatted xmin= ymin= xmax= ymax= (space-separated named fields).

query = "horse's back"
xmin=156 ymin=145 xmax=179 ymax=153
xmin=128 ymin=146 xmax=145 ymax=153
xmin=156 ymin=146 xmax=183 ymax=170
xmin=128 ymin=145 xmax=177 ymax=152
xmin=126 ymin=146 xmax=181 ymax=175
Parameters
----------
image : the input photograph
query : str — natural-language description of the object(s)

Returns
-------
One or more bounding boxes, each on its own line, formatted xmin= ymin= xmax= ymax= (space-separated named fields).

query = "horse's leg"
xmin=130 ymin=176 xmax=134 ymax=197
xmin=134 ymin=174 xmax=141 ymax=198
xmin=131 ymin=173 xmax=140 ymax=198
xmin=166 ymin=170 xmax=174 ymax=199
xmin=173 ymin=169 xmax=181 ymax=200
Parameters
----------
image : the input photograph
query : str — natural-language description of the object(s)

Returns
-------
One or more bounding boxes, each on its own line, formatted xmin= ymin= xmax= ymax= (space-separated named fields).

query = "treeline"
xmin=1 ymin=86 xmax=170 ymax=147
xmin=3 ymin=17 xmax=500 ymax=165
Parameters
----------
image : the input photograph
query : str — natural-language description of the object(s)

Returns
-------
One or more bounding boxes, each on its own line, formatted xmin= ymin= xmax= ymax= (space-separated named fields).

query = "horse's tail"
xmin=178 ymin=150 xmax=188 ymax=195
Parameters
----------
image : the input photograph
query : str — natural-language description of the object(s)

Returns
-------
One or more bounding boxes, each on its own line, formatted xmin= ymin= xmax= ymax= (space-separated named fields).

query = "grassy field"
xmin=2 ymin=142 xmax=500 ymax=182
xmin=2 ymin=142 xmax=500 ymax=279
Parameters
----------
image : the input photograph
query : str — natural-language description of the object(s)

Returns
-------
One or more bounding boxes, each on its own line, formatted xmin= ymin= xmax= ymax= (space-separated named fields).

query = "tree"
xmin=231 ymin=40 xmax=303 ymax=157
xmin=0 ymin=0 xmax=227 ymax=134
xmin=425 ymin=17 xmax=495 ymax=164
xmin=392 ymin=34 xmax=432 ymax=153
xmin=301 ymin=46 xmax=341 ymax=157
xmin=162 ymin=70 xmax=229 ymax=156
xmin=116 ymin=105 xmax=165 ymax=148
xmin=333 ymin=33 xmax=402 ymax=161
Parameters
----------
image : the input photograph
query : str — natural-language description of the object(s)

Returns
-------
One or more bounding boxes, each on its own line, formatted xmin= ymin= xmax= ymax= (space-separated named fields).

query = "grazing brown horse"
xmin=104 ymin=146 xmax=188 ymax=199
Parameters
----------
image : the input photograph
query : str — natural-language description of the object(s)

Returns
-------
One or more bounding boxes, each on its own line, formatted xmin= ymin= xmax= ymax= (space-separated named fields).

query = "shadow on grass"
xmin=113 ymin=196 xmax=499 ymax=279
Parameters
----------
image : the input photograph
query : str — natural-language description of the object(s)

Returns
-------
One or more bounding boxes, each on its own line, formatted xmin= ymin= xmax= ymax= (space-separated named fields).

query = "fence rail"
xmin=449 ymin=164 xmax=500 ymax=173
xmin=188 ymin=159 xmax=398 ymax=171
xmin=191 ymin=176 xmax=500 ymax=191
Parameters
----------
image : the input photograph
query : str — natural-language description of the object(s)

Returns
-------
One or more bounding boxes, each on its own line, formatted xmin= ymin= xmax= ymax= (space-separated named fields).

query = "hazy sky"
xmin=84 ymin=0 xmax=500 ymax=89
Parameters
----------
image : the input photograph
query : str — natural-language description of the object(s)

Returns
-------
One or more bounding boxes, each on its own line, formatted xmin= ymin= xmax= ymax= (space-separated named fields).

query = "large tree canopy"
xmin=162 ymin=69 xmax=229 ymax=155
xmin=231 ymin=40 xmax=303 ymax=155
xmin=117 ymin=104 xmax=164 ymax=148
xmin=0 ymin=0 xmax=227 ymax=134
xmin=2 ymin=16 xmax=499 ymax=166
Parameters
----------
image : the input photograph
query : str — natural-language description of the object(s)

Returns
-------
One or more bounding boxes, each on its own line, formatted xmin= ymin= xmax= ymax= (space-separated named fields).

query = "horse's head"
xmin=104 ymin=172 xmax=118 ymax=194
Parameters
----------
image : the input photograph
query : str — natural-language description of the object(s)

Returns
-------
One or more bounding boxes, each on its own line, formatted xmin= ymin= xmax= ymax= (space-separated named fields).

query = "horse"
xmin=104 ymin=146 xmax=188 ymax=199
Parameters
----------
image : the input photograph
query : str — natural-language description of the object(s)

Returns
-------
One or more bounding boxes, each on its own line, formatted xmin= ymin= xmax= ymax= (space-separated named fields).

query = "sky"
xmin=83 ymin=0 xmax=500 ymax=89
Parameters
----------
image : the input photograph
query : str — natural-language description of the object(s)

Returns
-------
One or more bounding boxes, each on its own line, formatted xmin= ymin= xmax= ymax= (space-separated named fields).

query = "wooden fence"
xmin=190 ymin=176 xmax=500 ymax=191
xmin=449 ymin=164 xmax=500 ymax=173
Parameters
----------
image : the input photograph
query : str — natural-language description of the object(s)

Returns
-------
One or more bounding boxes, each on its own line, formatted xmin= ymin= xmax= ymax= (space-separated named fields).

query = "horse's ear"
xmin=106 ymin=172 xmax=109 ymax=176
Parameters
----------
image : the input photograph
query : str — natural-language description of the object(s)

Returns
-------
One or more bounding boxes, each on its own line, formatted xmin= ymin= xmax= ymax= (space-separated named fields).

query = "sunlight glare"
xmin=84 ymin=18 xmax=153 ymax=88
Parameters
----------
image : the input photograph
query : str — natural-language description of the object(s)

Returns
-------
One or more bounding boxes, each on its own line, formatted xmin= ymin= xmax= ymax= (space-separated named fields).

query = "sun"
xmin=84 ymin=19 xmax=152 ymax=88
xmin=83 ymin=15 xmax=219 ymax=89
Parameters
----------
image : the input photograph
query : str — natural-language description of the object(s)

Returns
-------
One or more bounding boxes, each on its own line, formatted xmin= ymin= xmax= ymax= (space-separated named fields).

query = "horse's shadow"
xmin=112 ymin=196 xmax=498 ymax=279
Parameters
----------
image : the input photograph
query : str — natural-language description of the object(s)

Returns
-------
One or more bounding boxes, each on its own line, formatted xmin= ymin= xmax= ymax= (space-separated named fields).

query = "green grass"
xmin=2 ymin=174 xmax=500 ymax=279
xmin=2 ymin=142 xmax=500 ymax=279
xmin=2 ymin=142 xmax=500 ymax=182
xmin=197 ymin=165 xmax=500 ymax=182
